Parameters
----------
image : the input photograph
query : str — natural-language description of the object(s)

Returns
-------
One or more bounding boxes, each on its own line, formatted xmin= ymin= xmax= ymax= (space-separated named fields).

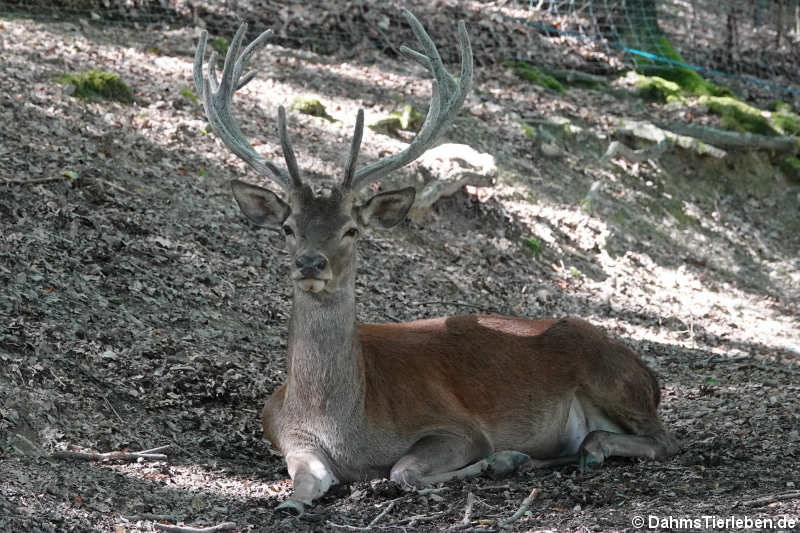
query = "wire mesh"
xmin=1 ymin=0 xmax=798 ymax=103
xmin=519 ymin=0 xmax=800 ymax=98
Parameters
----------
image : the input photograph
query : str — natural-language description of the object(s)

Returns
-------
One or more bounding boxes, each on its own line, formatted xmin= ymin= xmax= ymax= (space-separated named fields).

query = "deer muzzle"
xmin=293 ymin=254 xmax=331 ymax=293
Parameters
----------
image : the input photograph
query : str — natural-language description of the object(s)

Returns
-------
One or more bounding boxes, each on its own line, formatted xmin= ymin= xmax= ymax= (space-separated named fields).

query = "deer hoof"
xmin=276 ymin=499 xmax=306 ymax=516
xmin=578 ymin=451 xmax=604 ymax=474
xmin=389 ymin=469 xmax=423 ymax=490
xmin=487 ymin=450 xmax=530 ymax=478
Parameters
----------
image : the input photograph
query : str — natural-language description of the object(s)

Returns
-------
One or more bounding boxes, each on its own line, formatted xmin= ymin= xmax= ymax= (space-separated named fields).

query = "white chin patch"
xmin=297 ymin=279 xmax=326 ymax=293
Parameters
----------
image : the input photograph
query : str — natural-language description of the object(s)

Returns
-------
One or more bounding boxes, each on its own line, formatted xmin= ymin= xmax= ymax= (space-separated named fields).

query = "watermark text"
xmin=630 ymin=514 xmax=797 ymax=529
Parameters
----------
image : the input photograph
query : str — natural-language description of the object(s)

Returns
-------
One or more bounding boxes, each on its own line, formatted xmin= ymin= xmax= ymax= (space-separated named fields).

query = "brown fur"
xmin=263 ymin=315 xmax=672 ymax=467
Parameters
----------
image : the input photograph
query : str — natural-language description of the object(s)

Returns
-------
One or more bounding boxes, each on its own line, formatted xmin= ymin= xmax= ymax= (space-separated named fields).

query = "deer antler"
xmin=344 ymin=10 xmax=473 ymax=191
xmin=194 ymin=24 xmax=302 ymax=191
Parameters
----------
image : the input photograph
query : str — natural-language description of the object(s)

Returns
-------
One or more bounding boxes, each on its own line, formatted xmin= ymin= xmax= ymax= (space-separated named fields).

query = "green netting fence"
xmin=1 ymin=0 xmax=798 ymax=102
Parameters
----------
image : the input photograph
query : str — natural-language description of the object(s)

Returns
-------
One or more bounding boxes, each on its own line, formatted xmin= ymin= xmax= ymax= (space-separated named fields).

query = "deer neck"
xmin=285 ymin=274 xmax=364 ymax=414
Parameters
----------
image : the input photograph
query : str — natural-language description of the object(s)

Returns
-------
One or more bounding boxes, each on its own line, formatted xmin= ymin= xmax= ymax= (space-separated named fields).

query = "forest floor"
xmin=1 ymin=2 xmax=799 ymax=532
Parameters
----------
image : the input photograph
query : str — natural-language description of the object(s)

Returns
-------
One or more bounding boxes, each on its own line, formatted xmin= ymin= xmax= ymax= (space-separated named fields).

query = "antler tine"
xmin=278 ymin=106 xmax=302 ymax=187
xmin=348 ymin=10 xmax=473 ymax=192
xmin=342 ymin=109 xmax=365 ymax=188
xmin=194 ymin=24 xmax=293 ymax=190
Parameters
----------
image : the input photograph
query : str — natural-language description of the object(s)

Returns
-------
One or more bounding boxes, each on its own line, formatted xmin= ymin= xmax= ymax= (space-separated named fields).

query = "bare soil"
xmin=1 ymin=4 xmax=799 ymax=532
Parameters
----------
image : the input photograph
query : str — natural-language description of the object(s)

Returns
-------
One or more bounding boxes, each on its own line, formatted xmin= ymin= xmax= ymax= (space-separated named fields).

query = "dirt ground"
xmin=1 ymin=3 xmax=799 ymax=532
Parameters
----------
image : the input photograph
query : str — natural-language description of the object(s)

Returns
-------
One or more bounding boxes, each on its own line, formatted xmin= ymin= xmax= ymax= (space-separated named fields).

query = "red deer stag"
xmin=194 ymin=11 xmax=678 ymax=514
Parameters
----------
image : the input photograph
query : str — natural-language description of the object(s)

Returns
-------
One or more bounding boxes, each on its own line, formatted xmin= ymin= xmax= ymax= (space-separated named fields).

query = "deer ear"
xmin=356 ymin=187 xmax=416 ymax=229
xmin=230 ymin=180 xmax=290 ymax=228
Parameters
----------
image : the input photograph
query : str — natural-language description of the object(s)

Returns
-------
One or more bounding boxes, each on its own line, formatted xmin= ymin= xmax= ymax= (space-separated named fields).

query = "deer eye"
xmin=282 ymin=225 xmax=294 ymax=237
xmin=343 ymin=227 xmax=359 ymax=239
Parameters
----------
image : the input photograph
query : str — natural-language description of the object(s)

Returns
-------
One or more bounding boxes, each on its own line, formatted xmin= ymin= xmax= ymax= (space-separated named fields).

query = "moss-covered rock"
xmin=505 ymin=61 xmax=565 ymax=93
xmin=629 ymin=72 xmax=685 ymax=103
xmin=771 ymin=102 xmax=800 ymax=137
xmin=290 ymin=95 xmax=335 ymax=121
xmin=368 ymin=104 xmax=424 ymax=135
xmin=57 ymin=69 xmax=134 ymax=104
xmin=700 ymin=96 xmax=778 ymax=136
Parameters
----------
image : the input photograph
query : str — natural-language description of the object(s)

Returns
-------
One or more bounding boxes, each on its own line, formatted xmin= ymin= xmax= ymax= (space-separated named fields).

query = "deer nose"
xmin=295 ymin=254 xmax=328 ymax=277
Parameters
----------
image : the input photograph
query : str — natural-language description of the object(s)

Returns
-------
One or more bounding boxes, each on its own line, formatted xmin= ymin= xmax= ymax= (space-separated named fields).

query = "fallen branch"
xmin=154 ymin=522 xmax=236 ymax=533
xmin=53 ymin=445 xmax=169 ymax=463
xmin=541 ymin=68 xmax=607 ymax=86
xmin=416 ymin=487 xmax=450 ymax=496
xmin=657 ymin=122 xmax=798 ymax=154
xmin=498 ymin=487 xmax=540 ymax=529
xmin=612 ymin=120 xmax=727 ymax=159
xmin=738 ymin=490 xmax=800 ymax=507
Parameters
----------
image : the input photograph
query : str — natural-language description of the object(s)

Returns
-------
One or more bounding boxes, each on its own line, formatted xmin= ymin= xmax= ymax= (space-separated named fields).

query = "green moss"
xmin=770 ymin=103 xmax=800 ymax=136
xmin=180 ymin=88 xmax=199 ymax=105
xmin=56 ymin=69 xmax=133 ymax=104
xmin=519 ymin=121 xmax=536 ymax=139
xmin=522 ymin=237 xmax=542 ymax=255
xmin=632 ymin=73 xmax=684 ymax=103
xmin=369 ymin=104 xmax=424 ymax=134
xmin=505 ymin=60 xmax=565 ymax=93
xmin=780 ymin=156 xmax=800 ymax=182
xmin=700 ymin=96 xmax=778 ymax=136
xmin=290 ymin=95 xmax=335 ymax=122
xmin=634 ymin=37 xmax=731 ymax=97
xmin=210 ymin=36 xmax=229 ymax=57
xmin=639 ymin=65 xmax=730 ymax=97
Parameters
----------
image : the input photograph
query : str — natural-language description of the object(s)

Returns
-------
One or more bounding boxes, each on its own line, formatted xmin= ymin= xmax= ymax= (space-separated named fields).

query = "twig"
xmin=416 ymin=487 xmax=449 ymax=496
xmin=122 ymin=514 xmax=177 ymax=522
xmin=449 ymin=492 xmax=476 ymax=530
xmin=705 ymin=355 xmax=750 ymax=366
xmin=367 ymin=500 xmax=396 ymax=528
xmin=2 ymin=176 xmax=75 ymax=185
xmin=326 ymin=522 xmax=369 ymax=531
xmin=97 ymin=177 xmax=135 ymax=195
xmin=52 ymin=445 xmax=170 ymax=463
xmin=135 ymin=445 xmax=171 ymax=455
xmin=387 ymin=509 xmax=450 ymax=527
xmin=104 ymin=396 xmax=125 ymax=425
xmin=154 ymin=523 xmax=236 ymax=533
xmin=476 ymin=484 xmax=511 ymax=491
xmin=738 ymin=490 xmax=800 ymax=507
xmin=326 ymin=500 xmax=397 ymax=531
xmin=383 ymin=312 xmax=403 ymax=323
xmin=498 ymin=487 xmax=540 ymax=529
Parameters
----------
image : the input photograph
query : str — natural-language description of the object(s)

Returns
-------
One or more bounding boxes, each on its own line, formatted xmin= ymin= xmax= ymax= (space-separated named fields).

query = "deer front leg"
xmin=578 ymin=430 xmax=679 ymax=472
xmin=277 ymin=450 xmax=339 ymax=515
xmin=390 ymin=434 xmax=526 ymax=488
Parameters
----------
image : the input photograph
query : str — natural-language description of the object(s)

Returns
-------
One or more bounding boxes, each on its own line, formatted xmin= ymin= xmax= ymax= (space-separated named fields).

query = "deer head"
xmin=194 ymin=11 xmax=472 ymax=296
